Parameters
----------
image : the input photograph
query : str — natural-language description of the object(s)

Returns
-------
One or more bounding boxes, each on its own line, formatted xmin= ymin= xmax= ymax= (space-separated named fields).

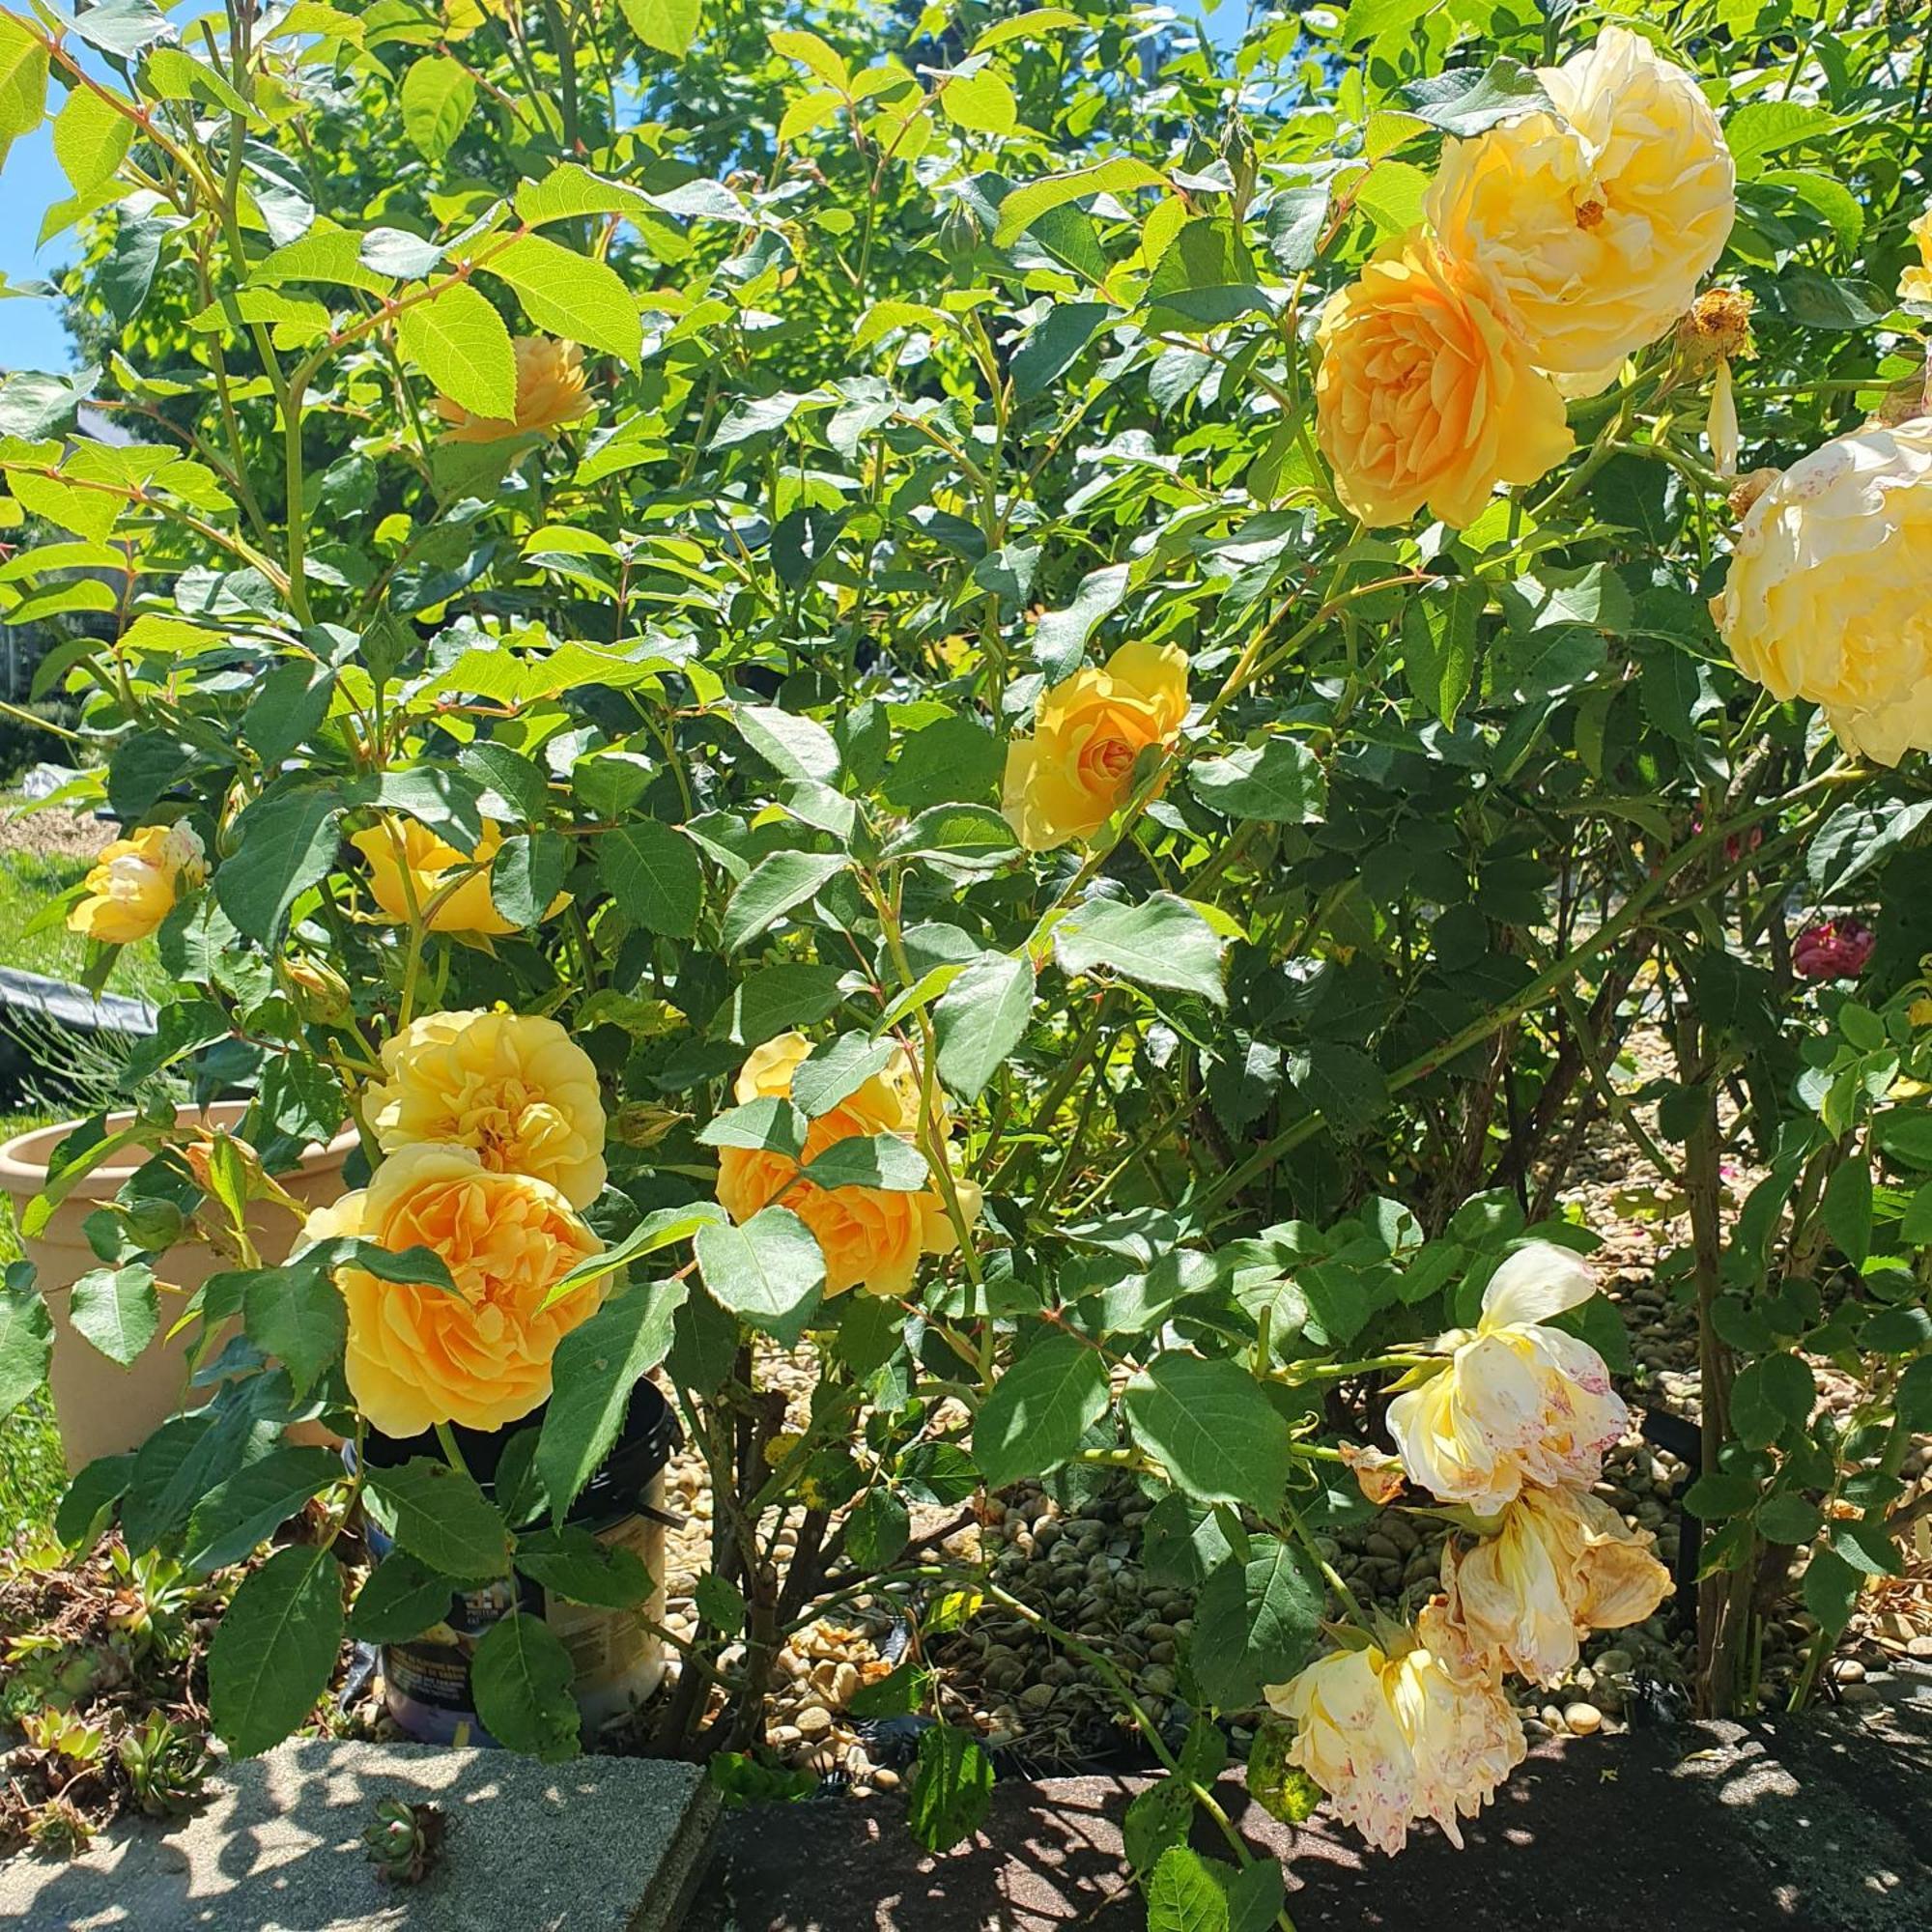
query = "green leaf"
xmin=350 ymin=1550 xmax=456 ymax=1644
xmin=972 ymin=1332 xmax=1108 ymax=1491
xmin=492 ymin=831 xmax=570 ymax=929
xmin=397 ymin=280 xmax=517 ymax=419
xmin=698 ymin=1097 xmax=808 ymax=1158
xmin=214 ymin=781 xmax=350 ymax=938
xmin=695 ymin=1570 xmax=747 ymax=1634
xmin=208 ymin=1544 xmax=343 ymax=1758
xmin=934 ymin=952 xmax=1034 ymax=1101
xmin=721 ymin=850 xmax=848 ymax=952
xmin=0 ymin=15 xmax=48 ymax=140
xmin=939 ymin=66 xmax=1016 ymax=136
xmin=1054 ymin=894 xmax=1226 ymax=1006
xmin=54 ymin=1453 xmax=133 ymax=1548
xmin=596 ymin=819 xmax=702 ymax=938
xmin=0 ymin=1268 xmax=53 ymax=1419
xmin=1821 ymin=1157 xmax=1872 ymax=1265
xmin=906 ymin=1724 xmax=994 ymax=1853
xmin=1188 ymin=738 xmax=1325 ymax=824
xmin=514 ymin=1523 xmax=651 ymax=1607
xmin=486 ymin=233 xmax=640 ymax=363
xmin=1191 ymin=1537 xmax=1322 ymax=1709
xmin=242 ymin=1265 xmax=345 ymax=1399
xmin=68 ymin=1263 xmax=158 ymax=1367
xmin=694 ymin=1206 xmax=824 ymax=1346
xmin=791 ymin=1033 xmax=894 ymax=1116
xmin=1402 ymin=581 xmax=1481 ymax=726
xmin=1146 ymin=1846 xmax=1231 ymax=1932
xmin=1801 ymin=1546 xmax=1861 ymax=1636
xmin=185 ymin=1445 xmax=344 ymax=1574
xmin=883 ymin=804 xmax=1019 ymax=869
xmin=535 ymin=1282 xmax=688 ymax=1520
xmin=733 ymin=704 xmax=841 ymax=785
xmin=469 ymin=1610 xmax=581 ymax=1760
xmin=1754 ymin=1494 xmax=1823 ymax=1547
xmin=993 ymin=157 xmax=1169 ymax=247
xmin=1683 ymin=1471 xmax=1756 ymax=1520
xmin=1831 ymin=1518 xmax=1903 ymax=1578
xmin=51 ymin=84 xmax=130 ymax=194
xmin=399 ymin=54 xmax=474 ymax=164
xmin=845 ymin=1488 xmax=909 ymax=1569
xmin=1123 ymin=1354 xmax=1290 ymax=1514
xmin=803 ymin=1133 xmax=928 ymax=1192
xmin=365 ymin=1460 xmax=511 ymax=1580
xmin=621 ymin=0 xmax=700 ymax=58
xmin=1402 ymin=57 xmax=1549 ymax=135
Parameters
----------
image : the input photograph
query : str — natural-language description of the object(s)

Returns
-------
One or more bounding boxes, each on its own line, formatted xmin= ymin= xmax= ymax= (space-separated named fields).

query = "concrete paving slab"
xmin=0 ymin=1739 xmax=718 ymax=1932
xmin=688 ymin=1699 xmax=1932 ymax=1932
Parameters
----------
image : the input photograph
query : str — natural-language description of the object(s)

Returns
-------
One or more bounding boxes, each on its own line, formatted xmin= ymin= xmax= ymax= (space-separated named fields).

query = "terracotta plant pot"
xmin=0 ymin=1101 xmax=358 ymax=1474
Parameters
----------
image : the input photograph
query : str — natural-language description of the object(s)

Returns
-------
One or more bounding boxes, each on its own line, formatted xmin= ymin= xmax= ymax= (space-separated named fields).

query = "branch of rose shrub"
xmin=977 ymin=1578 xmax=1300 ymax=1932
xmin=1198 ymin=770 xmax=1869 ymax=1219
xmin=1553 ymin=980 xmax=1675 ymax=1183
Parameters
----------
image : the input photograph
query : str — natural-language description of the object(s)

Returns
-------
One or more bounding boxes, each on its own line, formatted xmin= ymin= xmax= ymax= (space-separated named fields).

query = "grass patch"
xmin=1 ymin=1140 xmax=68 ymax=1542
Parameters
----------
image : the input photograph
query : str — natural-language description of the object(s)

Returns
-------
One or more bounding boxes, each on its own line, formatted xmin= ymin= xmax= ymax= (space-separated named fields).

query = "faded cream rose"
xmin=67 ymin=822 xmax=205 ymax=946
xmin=1385 ymin=1243 xmax=1628 ymax=1516
xmin=1264 ymin=1602 xmax=1525 ymax=1857
xmin=1713 ymin=420 xmax=1932 ymax=766
xmin=714 ymin=1032 xmax=980 ymax=1298
xmin=1427 ymin=27 xmax=1734 ymax=379
xmin=434 ymin=335 xmax=592 ymax=442
xmin=306 ymin=1142 xmax=602 ymax=1438
xmin=1002 ymin=641 xmax=1188 ymax=852
xmin=364 ymin=1009 xmax=608 ymax=1208
xmin=1314 ymin=234 xmax=1573 ymax=529
xmin=1441 ymin=1485 xmax=1671 ymax=1687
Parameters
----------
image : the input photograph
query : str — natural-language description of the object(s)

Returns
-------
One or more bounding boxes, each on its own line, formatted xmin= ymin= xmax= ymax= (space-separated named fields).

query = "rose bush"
xmin=0 ymin=0 xmax=1928 ymax=1909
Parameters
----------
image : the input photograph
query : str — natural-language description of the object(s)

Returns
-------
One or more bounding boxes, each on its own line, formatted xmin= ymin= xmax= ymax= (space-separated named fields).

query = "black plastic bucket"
xmin=358 ymin=1378 xmax=681 ymax=1746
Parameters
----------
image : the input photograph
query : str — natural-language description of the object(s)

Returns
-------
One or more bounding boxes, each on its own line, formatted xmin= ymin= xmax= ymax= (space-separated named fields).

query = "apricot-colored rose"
xmin=1314 ymin=234 xmax=1573 ymax=529
xmin=434 ymin=335 xmax=592 ymax=442
xmin=1427 ymin=27 xmax=1734 ymax=379
xmin=67 ymin=822 xmax=205 ymax=946
xmin=352 ymin=817 xmax=557 ymax=936
xmin=713 ymin=1032 xmax=980 ymax=1298
xmin=1002 ymin=641 xmax=1188 ymax=852
xmin=305 ymin=1142 xmax=602 ymax=1438
xmin=364 ymin=1009 xmax=608 ymax=1208
xmin=1714 ymin=420 xmax=1932 ymax=766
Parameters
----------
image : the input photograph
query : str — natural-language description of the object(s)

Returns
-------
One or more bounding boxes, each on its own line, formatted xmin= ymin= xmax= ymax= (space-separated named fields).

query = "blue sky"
xmin=0 ymin=2 xmax=1252 ymax=374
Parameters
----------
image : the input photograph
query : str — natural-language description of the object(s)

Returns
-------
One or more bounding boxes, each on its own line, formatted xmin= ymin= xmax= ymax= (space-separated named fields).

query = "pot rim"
xmin=0 ymin=1098 xmax=358 ymax=1193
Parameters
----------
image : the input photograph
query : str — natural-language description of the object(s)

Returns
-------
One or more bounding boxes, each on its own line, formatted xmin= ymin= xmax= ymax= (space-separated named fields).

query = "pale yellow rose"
xmin=352 ymin=817 xmax=557 ymax=936
xmin=1427 ymin=27 xmax=1735 ymax=378
xmin=1002 ymin=641 xmax=1189 ymax=852
xmin=1900 ymin=208 xmax=1932 ymax=305
xmin=67 ymin=822 xmax=205 ymax=946
xmin=306 ymin=1141 xmax=603 ymax=1438
xmin=1441 ymin=1485 xmax=1671 ymax=1687
xmin=1264 ymin=1602 xmax=1525 ymax=1857
xmin=713 ymin=1032 xmax=980 ymax=1298
xmin=1314 ymin=234 xmax=1573 ymax=529
xmin=434 ymin=335 xmax=593 ymax=443
xmin=364 ymin=1009 xmax=608 ymax=1208
xmin=1713 ymin=420 xmax=1932 ymax=766
xmin=1385 ymin=1242 xmax=1628 ymax=1516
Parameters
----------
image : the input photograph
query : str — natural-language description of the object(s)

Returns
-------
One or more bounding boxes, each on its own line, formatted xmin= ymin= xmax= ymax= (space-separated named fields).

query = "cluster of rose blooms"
xmin=1264 ymin=1242 xmax=1671 ymax=1858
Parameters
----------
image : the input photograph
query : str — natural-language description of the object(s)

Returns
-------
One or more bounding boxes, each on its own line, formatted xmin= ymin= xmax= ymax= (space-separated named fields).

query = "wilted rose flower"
xmin=364 ymin=1009 xmax=608 ymax=1208
xmin=1001 ymin=641 xmax=1188 ymax=851
xmin=715 ymin=1032 xmax=980 ymax=1298
xmin=1263 ymin=1602 xmax=1525 ymax=1857
xmin=1340 ymin=1440 xmax=1407 ymax=1506
xmin=1314 ymin=232 xmax=1572 ymax=528
xmin=67 ymin=822 xmax=205 ymax=946
xmin=1792 ymin=918 xmax=1875 ymax=981
xmin=1713 ymin=421 xmax=1932 ymax=765
xmin=1385 ymin=1242 xmax=1628 ymax=1516
xmin=1426 ymin=27 xmax=1734 ymax=380
xmin=434 ymin=335 xmax=592 ymax=442
xmin=1441 ymin=1485 xmax=1672 ymax=1687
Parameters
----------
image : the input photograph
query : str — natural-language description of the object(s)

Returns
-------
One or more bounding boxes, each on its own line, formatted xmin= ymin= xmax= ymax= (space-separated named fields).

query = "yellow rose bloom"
xmin=364 ymin=1009 xmax=608 ymax=1208
xmin=1314 ymin=234 xmax=1573 ymax=529
xmin=352 ymin=817 xmax=543 ymax=936
xmin=1427 ymin=27 xmax=1735 ymax=378
xmin=434 ymin=335 xmax=593 ymax=443
xmin=1713 ymin=420 xmax=1932 ymax=766
xmin=1264 ymin=1602 xmax=1525 ymax=1857
xmin=1385 ymin=1242 xmax=1628 ymax=1516
xmin=306 ymin=1141 xmax=603 ymax=1438
xmin=1441 ymin=1485 xmax=1671 ymax=1687
xmin=67 ymin=822 xmax=205 ymax=946
xmin=1001 ymin=640 xmax=1188 ymax=852
xmin=1899 ymin=208 xmax=1932 ymax=305
xmin=713 ymin=1031 xmax=980 ymax=1298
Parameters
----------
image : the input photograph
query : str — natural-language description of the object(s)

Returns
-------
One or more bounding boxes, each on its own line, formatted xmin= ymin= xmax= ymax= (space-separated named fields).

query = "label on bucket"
xmin=544 ymin=1513 xmax=659 ymax=1696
